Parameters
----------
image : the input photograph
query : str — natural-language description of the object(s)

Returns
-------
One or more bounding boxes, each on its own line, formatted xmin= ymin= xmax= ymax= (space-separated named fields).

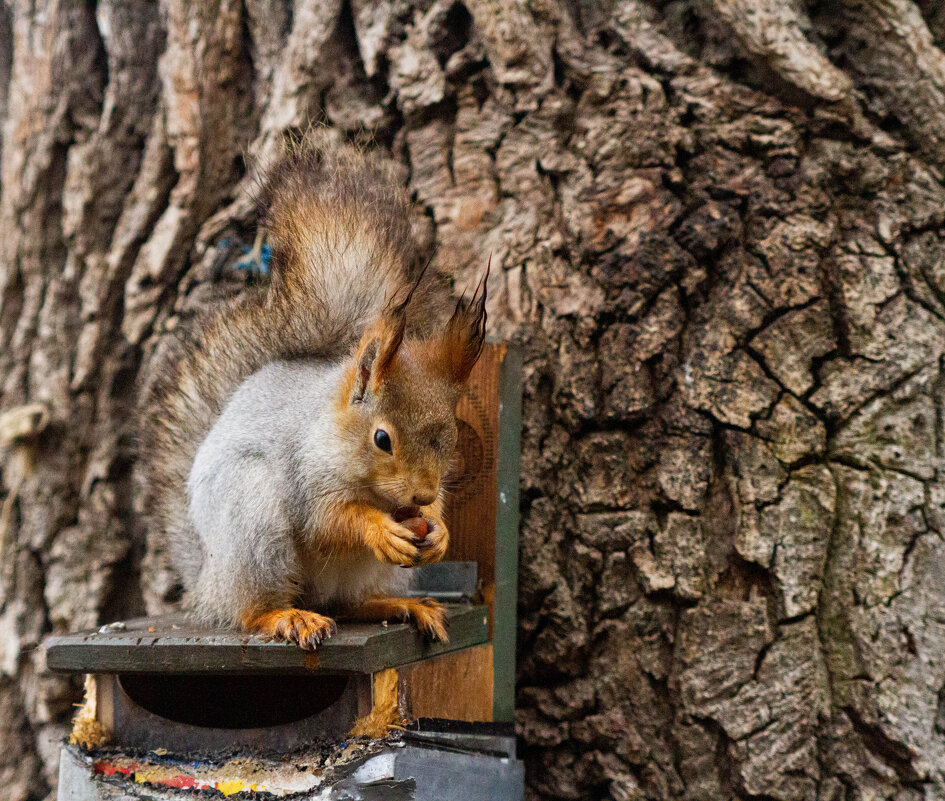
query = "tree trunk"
xmin=2 ymin=0 xmax=945 ymax=798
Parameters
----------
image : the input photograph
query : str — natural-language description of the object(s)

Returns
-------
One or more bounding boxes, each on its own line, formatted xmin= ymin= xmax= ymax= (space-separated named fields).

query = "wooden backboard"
xmin=443 ymin=342 xmax=521 ymax=722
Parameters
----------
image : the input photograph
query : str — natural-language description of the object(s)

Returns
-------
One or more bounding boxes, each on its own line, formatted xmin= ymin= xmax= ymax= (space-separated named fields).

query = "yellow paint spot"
xmin=216 ymin=780 xmax=247 ymax=796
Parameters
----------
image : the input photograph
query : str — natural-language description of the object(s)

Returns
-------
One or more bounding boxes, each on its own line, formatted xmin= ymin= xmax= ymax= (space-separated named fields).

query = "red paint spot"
xmin=92 ymin=761 xmax=138 ymax=777
xmin=159 ymin=775 xmax=199 ymax=789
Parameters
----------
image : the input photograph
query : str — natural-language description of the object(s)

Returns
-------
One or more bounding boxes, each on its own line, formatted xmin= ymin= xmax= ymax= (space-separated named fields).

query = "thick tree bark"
xmin=2 ymin=1 xmax=945 ymax=799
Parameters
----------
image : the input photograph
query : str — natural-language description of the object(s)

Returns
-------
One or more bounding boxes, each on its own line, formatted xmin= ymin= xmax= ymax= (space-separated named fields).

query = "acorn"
xmin=393 ymin=506 xmax=429 ymax=540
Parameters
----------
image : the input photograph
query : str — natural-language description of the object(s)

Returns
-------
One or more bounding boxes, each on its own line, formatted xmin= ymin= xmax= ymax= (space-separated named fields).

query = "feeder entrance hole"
xmin=118 ymin=673 xmax=351 ymax=729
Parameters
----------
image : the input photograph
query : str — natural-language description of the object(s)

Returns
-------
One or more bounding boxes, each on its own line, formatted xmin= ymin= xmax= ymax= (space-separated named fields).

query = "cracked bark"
xmin=2 ymin=1 xmax=945 ymax=799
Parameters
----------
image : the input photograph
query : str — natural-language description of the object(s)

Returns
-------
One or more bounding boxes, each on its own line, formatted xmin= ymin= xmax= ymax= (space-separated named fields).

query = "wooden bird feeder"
xmin=46 ymin=343 xmax=523 ymax=799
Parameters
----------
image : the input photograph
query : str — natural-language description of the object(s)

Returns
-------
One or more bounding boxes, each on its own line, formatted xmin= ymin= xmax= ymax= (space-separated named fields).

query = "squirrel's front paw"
xmin=244 ymin=608 xmax=337 ymax=651
xmin=368 ymin=517 xmax=422 ymax=566
xmin=417 ymin=517 xmax=449 ymax=565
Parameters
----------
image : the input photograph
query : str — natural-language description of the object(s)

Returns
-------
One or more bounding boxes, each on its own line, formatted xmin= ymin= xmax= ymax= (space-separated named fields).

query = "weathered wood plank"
xmin=45 ymin=605 xmax=489 ymax=676
xmin=400 ymin=644 xmax=494 ymax=723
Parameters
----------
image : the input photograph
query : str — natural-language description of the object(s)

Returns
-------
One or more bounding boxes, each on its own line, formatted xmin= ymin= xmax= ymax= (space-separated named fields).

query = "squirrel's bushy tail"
xmin=139 ymin=142 xmax=427 ymax=592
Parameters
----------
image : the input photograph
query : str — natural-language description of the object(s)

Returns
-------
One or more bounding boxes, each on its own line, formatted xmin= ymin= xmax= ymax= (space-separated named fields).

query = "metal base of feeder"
xmin=57 ymin=722 xmax=524 ymax=800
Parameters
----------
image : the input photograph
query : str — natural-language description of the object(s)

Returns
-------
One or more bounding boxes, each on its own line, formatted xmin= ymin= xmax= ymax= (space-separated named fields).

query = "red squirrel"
xmin=139 ymin=141 xmax=487 ymax=650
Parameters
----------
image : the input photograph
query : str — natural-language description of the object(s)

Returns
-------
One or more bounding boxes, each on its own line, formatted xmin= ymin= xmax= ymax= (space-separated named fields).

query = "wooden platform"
xmin=45 ymin=605 xmax=489 ymax=676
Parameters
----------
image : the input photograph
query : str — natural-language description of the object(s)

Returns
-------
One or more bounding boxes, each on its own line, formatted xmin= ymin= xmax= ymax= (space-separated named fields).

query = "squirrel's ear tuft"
xmin=353 ymin=311 xmax=407 ymax=401
xmin=352 ymin=265 xmax=430 ymax=400
xmin=435 ymin=259 xmax=489 ymax=386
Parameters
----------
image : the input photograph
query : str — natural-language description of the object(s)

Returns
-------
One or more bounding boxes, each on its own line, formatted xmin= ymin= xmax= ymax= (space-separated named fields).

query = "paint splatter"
xmin=215 ymin=779 xmax=248 ymax=795
xmin=93 ymin=760 xmax=137 ymax=777
xmin=80 ymin=734 xmax=398 ymax=796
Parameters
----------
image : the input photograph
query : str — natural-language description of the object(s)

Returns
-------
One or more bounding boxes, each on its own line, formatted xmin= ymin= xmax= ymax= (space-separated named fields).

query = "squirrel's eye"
xmin=374 ymin=429 xmax=393 ymax=454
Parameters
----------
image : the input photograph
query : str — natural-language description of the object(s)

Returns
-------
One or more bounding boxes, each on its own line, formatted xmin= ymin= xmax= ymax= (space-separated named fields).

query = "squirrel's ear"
xmin=351 ymin=270 xmax=428 ymax=400
xmin=435 ymin=260 xmax=489 ymax=386
xmin=353 ymin=337 xmax=379 ymax=401
xmin=352 ymin=311 xmax=407 ymax=401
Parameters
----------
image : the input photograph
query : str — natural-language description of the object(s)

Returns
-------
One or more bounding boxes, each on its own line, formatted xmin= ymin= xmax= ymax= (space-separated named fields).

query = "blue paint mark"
xmin=235 ymin=243 xmax=271 ymax=277
xmin=212 ymin=235 xmax=271 ymax=280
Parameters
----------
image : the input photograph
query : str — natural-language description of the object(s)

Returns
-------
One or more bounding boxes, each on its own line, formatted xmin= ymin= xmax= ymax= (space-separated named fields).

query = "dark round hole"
xmin=119 ymin=674 xmax=350 ymax=729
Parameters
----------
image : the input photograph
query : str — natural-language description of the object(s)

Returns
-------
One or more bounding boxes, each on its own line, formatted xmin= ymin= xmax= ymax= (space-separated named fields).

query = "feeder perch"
xmin=47 ymin=343 xmax=523 ymax=800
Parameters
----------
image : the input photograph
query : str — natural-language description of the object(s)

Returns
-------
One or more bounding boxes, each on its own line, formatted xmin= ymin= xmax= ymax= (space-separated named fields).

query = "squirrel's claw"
xmin=279 ymin=610 xmax=337 ymax=651
xmin=244 ymin=608 xmax=337 ymax=652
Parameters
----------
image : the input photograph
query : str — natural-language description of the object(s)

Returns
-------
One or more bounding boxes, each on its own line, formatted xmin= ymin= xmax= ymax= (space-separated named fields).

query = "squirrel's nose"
xmin=412 ymin=492 xmax=436 ymax=507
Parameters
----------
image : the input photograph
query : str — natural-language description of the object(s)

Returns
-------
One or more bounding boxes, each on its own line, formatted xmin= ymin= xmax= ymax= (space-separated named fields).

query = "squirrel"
xmin=138 ymin=142 xmax=487 ymax=650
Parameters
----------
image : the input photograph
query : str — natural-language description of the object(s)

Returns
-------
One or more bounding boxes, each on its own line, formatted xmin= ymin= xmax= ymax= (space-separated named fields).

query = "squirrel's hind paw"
xmin=346 ymin=597 xmax=449 ymax=642
xmin=411 ymin=597 xmax=449 ymax=642
xmin=243 ymin=608 xmax=337 ymax=651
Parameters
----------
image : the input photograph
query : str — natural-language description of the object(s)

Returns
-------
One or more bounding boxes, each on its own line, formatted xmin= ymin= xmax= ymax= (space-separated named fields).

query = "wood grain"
xmin=444 ymin=343 xmax=504 ymax=586
xmin=399 ymin=644 xmax=494 ymax=723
